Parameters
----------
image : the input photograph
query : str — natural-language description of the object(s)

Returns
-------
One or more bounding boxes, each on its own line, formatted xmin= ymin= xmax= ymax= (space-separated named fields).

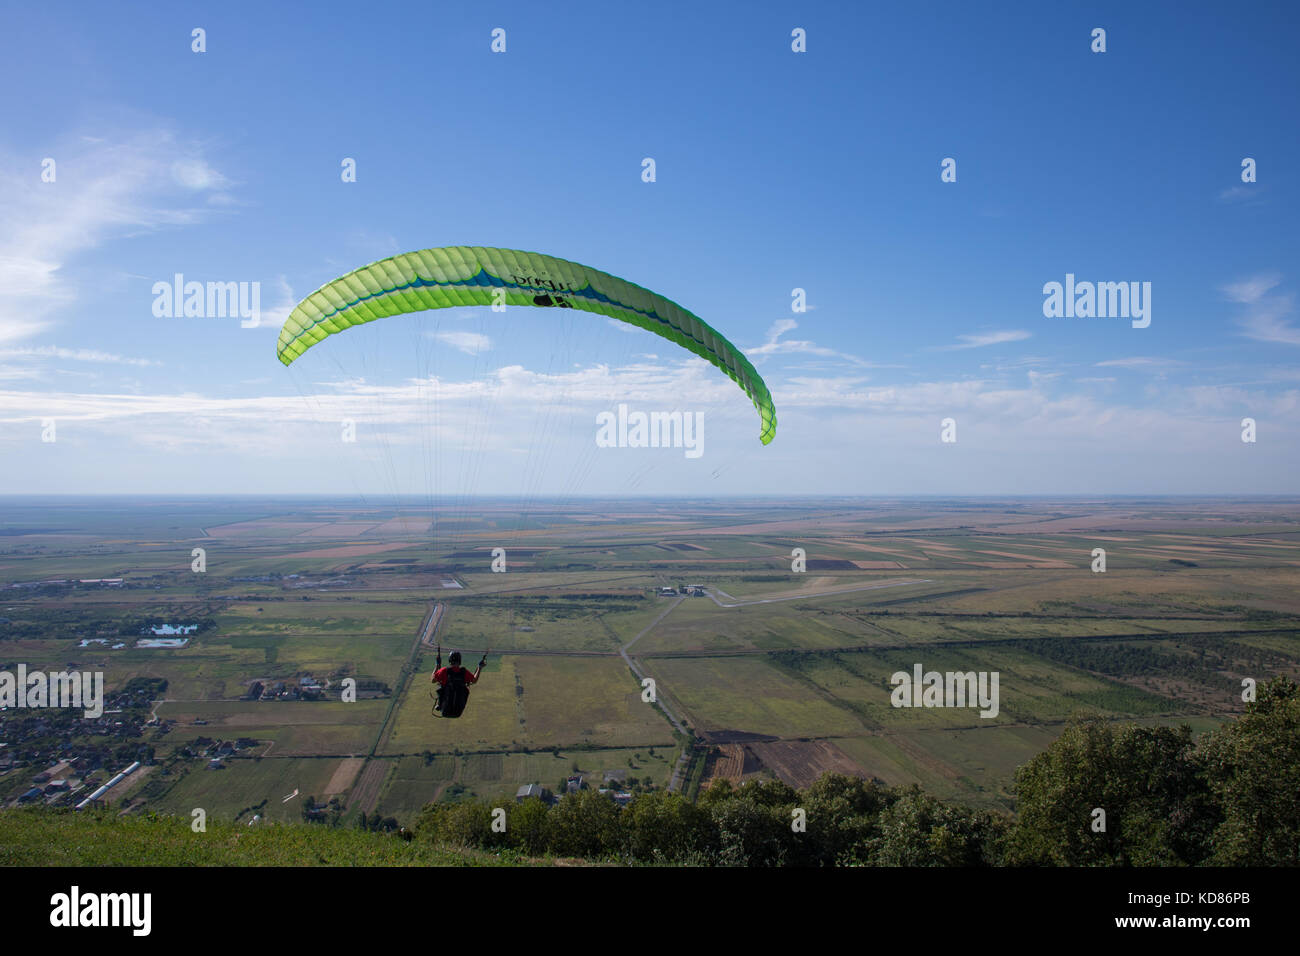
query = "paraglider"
xmin=431 ymin=645 xmax=485 ymax=719
xmin=277 ymin=247 xmax=775 ymax=731
xmin=275 ymin=245 xmax=777 ymax=444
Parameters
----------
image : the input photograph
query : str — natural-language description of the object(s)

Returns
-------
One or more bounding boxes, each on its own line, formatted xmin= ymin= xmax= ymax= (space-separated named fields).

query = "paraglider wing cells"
xmin=275 ymin=246 xmax=776 ymax=444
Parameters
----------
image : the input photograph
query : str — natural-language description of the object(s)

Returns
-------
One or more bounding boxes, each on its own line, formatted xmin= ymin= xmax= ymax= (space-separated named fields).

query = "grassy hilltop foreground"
xmin=0 ymin=808 xmax=531 ymax=866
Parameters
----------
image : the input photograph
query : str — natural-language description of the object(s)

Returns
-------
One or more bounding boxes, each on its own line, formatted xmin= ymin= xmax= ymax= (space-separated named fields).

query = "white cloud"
xmin=937 ymin=329 xmax=1031 ymax=350
xmin=170 ymin=158 xmax=230 ymax=191
xmin=1218 ymin=275 xmax=1300 ymax=346
xmin=768 ymin=319 xmax=798 ymax=339
xmin=3 ymin=355 xmax=1297 ymax=494
xmin=748 ymin=319 xmax=873 ymax=366
xmin=0 ymin=346 xmax=159 ymax=367
xmin=0 ymin=130 xmax=231 ymax=346
xmin=429 ymin=330 xmax=492 ymax=354
xmin=1166 ymin=384 xmax=1300 ymax=416
xmin=1095 ymin=357 xmax=1182 ymax=369
xmin=1222 ymin=273 xmax=1281 ymax=304
xmin=1237 ymin=295 xmax=1300 ymax=346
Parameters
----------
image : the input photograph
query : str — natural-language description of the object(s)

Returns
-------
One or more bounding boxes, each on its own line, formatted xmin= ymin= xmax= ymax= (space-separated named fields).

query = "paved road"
xmin=619 ymin=596 xmax=688 ymax=737
xmin=612 ymin=596 xmax=699 ymax=791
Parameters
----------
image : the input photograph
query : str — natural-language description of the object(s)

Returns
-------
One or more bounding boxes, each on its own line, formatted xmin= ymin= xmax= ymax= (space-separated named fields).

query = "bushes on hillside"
xmin=413 ymin=677 xmax=1300 ymax=866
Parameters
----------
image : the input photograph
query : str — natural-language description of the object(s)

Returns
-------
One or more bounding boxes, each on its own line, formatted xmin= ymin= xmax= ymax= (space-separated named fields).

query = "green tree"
xmin=697 ymin=777 xmax=736 ymax=808
xmin=436 ymin=801 xmax=500 ymax=849
xmin=802 ymin=773 xmax=895 ymax=865
xmin=622 ymin=790 xmax=715 ymax=862
xmin=709 ymin=797 xmax=790 ymax=866
xmin=865 ymin=787 xmax=1005 ymax=866
xmin=1200 ymin=676 xmax=1300 ymax=865
xmin=548 ymin=790 xmax=623 ymax=858
xmin=508 ymin=798 xmax=552 ymax=856
xmin=1007 ymin=719 xmax=1211 ymax=866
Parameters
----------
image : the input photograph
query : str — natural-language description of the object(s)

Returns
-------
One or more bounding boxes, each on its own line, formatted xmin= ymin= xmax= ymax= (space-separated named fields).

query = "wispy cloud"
xmin=1218 ymin=184 xmax=1265 ymax=205
xmin=0 ymin=358 xmax=746 ymax=456
xmin=1222 ymin=273 xmax=1281 ymax=304
xmin=937 ymin=329 xmax=1031 ymax=351
xmin=1238 ymin=296 xmax=1300 ymax=346
xmin=1223 ymin=274 xmax=1300 ymax=346
xmin=428 ymin=330 xmax=492 ymax=354
xmin=0 ymin=130 xmax=229 ymax=345
xmin=0 ymin=346 xmax=160 ymax=366
xmin=1095 ymin=356 xmax=1182 ymax=369
xmin=748 ymin=319 xmax=872 ymax=365
xmin=170 ymin=158 xmax=230 ymax=191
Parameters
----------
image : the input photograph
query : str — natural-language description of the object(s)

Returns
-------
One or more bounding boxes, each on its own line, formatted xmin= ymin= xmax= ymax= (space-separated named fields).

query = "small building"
xmin=18 ymin=787 xmax=44 ymax=804
xmin=515 ymin=784 xmax=550 ymax=803
xmin=208 ymin=758 xmax=224 ymax=770
xmin=565 ymin=775 xmax=584 ymax=794
xmin=657 ymin=587 xmax=676 ymax=596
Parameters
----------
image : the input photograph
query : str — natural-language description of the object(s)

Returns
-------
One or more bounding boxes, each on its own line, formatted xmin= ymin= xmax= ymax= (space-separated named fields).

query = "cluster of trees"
xmin=415 ymin=775 xmax=1003 ymax=865
xmin=357 ymin=810 xmax=402 ymax=833
xmin=1012 ymin=676 xmax=1299 ymax=865
xmin=414 ymin=678 xmax=1299 ymax=866
xmin=1013 ymin=635 xmax=1266 ymax=691
xmin=302 ymin=795 xmax=343 ymax=825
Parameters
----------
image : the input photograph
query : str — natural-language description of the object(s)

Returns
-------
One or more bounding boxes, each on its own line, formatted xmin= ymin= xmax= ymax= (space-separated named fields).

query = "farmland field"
xmin=4 ymin=495 xmax=1300 ymax=819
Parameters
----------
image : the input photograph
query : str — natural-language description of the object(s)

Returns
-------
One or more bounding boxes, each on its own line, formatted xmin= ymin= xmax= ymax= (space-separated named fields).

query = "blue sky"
xmin=1 ymin=0 xmax=1297 ymax=496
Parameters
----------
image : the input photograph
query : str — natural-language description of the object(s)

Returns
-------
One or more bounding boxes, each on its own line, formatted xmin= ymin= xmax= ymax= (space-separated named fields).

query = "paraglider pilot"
xmin=431 ymin=645 xmax=484 ymax=718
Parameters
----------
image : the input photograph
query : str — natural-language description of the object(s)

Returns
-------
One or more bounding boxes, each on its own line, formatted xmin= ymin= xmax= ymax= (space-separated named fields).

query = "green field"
xmin=5 ymin=496 xmax=1300 ymax=821
xmin=146 ymin=756 xmax=348 ymax=823
xmin=383 ymin=655 xmax=673 ymax=753
xmin=157 ymin=699 xmax=386 ymax=754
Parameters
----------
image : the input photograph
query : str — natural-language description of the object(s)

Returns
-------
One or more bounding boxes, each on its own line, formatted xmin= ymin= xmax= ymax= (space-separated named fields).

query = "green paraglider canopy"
xmin=276 ymin=246 xmax=777 ymax=444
